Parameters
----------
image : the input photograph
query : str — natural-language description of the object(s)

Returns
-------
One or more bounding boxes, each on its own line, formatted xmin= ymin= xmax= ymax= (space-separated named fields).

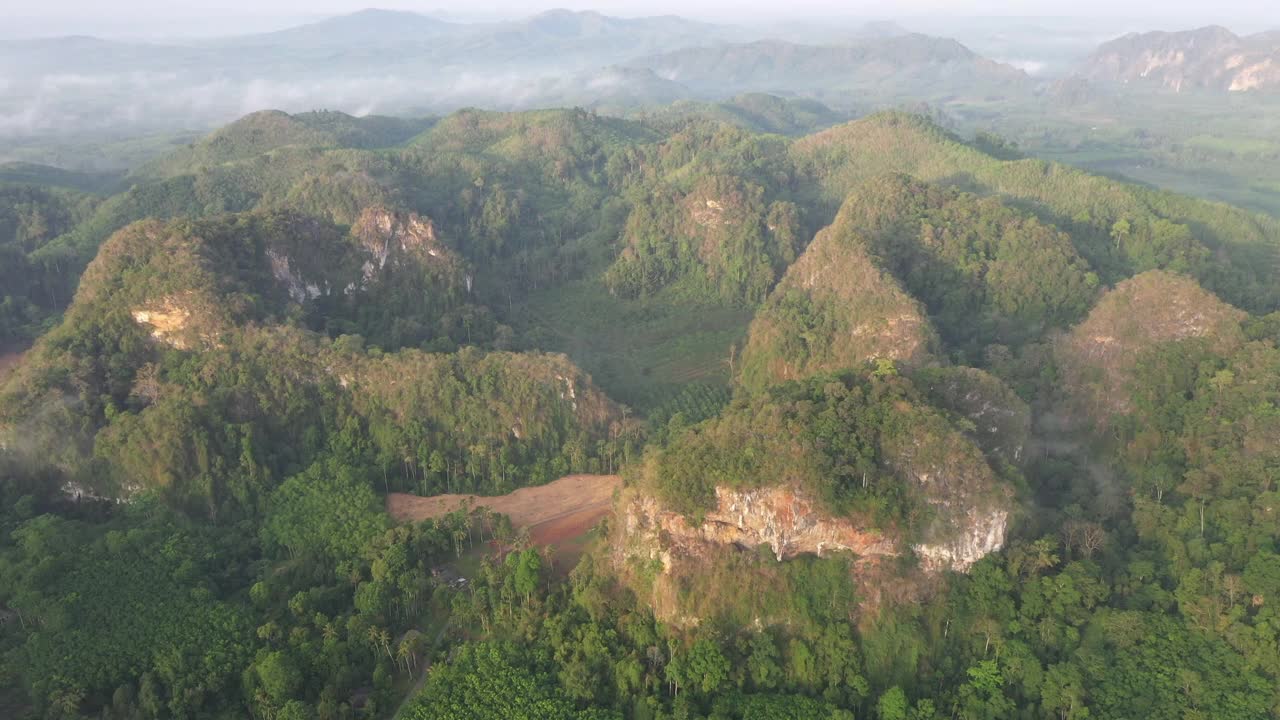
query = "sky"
xmin=5 ymin=0 xmax=1277 ymax=38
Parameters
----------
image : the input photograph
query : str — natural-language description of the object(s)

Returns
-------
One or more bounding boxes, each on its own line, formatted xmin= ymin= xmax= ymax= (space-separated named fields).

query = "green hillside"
xmin=3 ymin=106 xmax=1280 ymax=720
xmin=794 ymin=112 xmax=1280 ymax=313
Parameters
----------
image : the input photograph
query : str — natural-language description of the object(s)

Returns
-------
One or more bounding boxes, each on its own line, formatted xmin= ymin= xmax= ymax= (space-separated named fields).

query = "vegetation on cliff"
xmin=3 ymin=106 xmax=1280 ymax=720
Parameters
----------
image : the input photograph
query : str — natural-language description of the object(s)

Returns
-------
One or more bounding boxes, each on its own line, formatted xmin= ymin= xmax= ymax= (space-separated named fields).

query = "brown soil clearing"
xmin=386 ymin=474 xmax=622 ymax=542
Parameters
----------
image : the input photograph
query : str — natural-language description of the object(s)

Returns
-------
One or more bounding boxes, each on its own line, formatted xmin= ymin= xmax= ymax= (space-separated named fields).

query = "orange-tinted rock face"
xmin=621 ymin=485 xmax=898 ymax=570
xmin=130 ymin=292 xmax=226 ymax=351
xmin=350 ymin=206 xmax=464 ymax=283
xmin=616 ymin=481 xmax=1008 ymax=624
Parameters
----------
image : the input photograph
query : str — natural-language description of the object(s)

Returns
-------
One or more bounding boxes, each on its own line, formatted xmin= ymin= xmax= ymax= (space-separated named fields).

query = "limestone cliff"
xmin=913 ymin=505 xmax=1008 ymax=573
xmin=131 ymin=293 xmax=219 ymax=351
xmin=619 ymin=486 xmax=897 ymax=568
xmin=1081 ymin=26 xmax=1280 ymax=93
xmin=612 ymin=373 xmax=1016 ymax=624
xmin=350 ymin=206 xmax=467 ymax=287
xmin=916 ymin=366 xmax=1031 ymax=470
xmin=257 ymin=205 xmax=469 ymax=305
xmin=615 ymin=477 xmax=1009 ymax=624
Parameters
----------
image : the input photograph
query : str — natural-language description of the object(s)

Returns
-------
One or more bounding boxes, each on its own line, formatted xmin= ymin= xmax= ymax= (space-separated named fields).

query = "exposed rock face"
xmin=621 ymin=486 xmax=898 ymax=568
xmin=616 ymin=474 xmax=1011 ymax=623
xmin=132 ymin=303 xmax=192 ymax=349
xmin=1081 ymin=26 xmax=1280 ymax=93
xmin=267 ymin=249 xmax=323 ymax=303
xmin=351 ymin=206 xmax=460 ymax=281
xmin=620 ymin=474 xmax=1008 ymax=575
xmin=254 ymin=205 xmax=472 ymax=315
xmin=608 ymin=174 xmax=799 ymax=300
xmin=913 ymin=507 xmax=1008 ymax=573
xmin=878 ymin=402 xmax=1014 ymax=573
xmin=131 ymin=293 xmax=221 ymax=350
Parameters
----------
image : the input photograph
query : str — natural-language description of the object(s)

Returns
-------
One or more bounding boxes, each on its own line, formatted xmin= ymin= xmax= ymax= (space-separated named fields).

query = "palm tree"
xmin=396 ymin=641 xmax=411 ymax=674
xmin=452 ymin=527 xmax=466 ymax=558
xmin=367 ymin=626 xmax=391 ymax=661
xmin=379 ymin=628 xmax=393 ymax=661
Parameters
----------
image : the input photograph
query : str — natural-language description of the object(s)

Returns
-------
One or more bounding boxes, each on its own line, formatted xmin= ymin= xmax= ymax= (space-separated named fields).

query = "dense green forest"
xmin=3 ymin=105 xmax=1280 ymax=720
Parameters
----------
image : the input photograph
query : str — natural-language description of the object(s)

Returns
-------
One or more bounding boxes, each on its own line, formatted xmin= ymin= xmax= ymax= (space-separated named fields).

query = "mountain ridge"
xmin=1080 ymin=24 xmax=1280 ymax=92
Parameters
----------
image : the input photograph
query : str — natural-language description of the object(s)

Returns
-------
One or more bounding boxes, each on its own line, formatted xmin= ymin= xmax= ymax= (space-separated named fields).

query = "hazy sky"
xmin=5 ymin=0 xmax=1277 ymax=38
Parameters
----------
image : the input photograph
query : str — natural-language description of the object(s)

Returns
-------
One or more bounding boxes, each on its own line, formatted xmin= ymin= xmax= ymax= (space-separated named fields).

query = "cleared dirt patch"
xmin=386 ymin=474 xmax=622 ymax=539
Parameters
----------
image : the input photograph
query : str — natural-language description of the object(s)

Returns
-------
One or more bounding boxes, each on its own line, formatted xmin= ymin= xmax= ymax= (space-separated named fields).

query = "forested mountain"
xmin=1079 ymin=25 xmax=1280 ymax=92
xmin=628 ymin=35 xmax=1029 ymax=99
xmin=0 ymin=8 xmax=752 ymax=141
xmin=654 ymin=94 xmax=846 ymax=137
xmin=0 ymin=182 xmax=100 ymax=345
xmin=3 ymin=104 xmax=1280 ymax=720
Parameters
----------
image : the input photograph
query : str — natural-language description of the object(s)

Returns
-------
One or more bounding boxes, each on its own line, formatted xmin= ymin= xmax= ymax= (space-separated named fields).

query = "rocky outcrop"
xmin=351 ymin=206 xmax=464 ymax=283
xmin=607 ymin=174 xmax=799 ymax=301
xmin=917 ymin=367 xmax=1031 ymax=469
xmin=1081 ymin=26 xmax=1280 ymax=93
xmin=619 ymin=472 xmax=1009 ymax=576
xmin=131 ymin=293 xmax=222 ymax=350
xmin=615 ymin=471 xmax=1011 ymax=624
xmin=879 ymin=402 xmax=1014 ymax=573
xmin=913 ymin=507 xmax=1007 ymax=573
xmin=620 ymin=486 xmax=897 ymax=568
xmin=267 ymin=249 xmax=323 ymax=303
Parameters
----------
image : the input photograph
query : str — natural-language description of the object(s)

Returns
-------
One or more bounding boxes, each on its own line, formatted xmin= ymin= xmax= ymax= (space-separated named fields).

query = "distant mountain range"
xmin=628 ymin=35 xmax=1028 ymax=98
xmin=1 ymin=8 xmax=1277 ymax=154
xmin=1079 ymin=25 xmax=1280 ymax=93
xmin=0 ymin=7 xmax=1012 ymax=140
xmin=225 ymin=8 xmax=742 ymax=67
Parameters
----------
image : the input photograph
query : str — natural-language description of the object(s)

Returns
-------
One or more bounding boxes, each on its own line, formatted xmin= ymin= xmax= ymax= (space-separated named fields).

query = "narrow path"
xmin=392 ymin=620 xmax=450 ymax=719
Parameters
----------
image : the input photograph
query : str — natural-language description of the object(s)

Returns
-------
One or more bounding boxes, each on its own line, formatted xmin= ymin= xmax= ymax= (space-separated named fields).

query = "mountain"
xmin=1 ymin=205 xmax=617 ymax=506
xmin=629 ymin=35 xmax=1030 ymax=100
xmin=617 ymin=368 xmax=1018 ymax=626
xmin=791 ymin=113 xmax=1280 ymax=314
xmin=736 ymin=190 xmax=939 ymax=391
xmin=0 ymin=162 xmax=120 ymax=194
xmin=1080 ymin=25 xmax=1280 ymax=92
xmin=0 ymin=182 xmax=99 ymax=345
xmin=6 ymin=106 xmax=1280 ymax=720
xmin=0 ymin=9 xmax=751 ymax=141
xmin=134 ymin=110 xmax=433 ymax=179
xmin=517 ymin=8 xmax=719 ymax=44
xmin=516 ymin=66 xmax=694 ymax=112
xmin=226 ymin=8 xmax=738 ymax=67
xmin=1055 ymin=270 xmax=1246 ymax=424
xmin=655 ymin=94 xmax=848 ymax=136
xmin=243 ymin=8 xmax=457 ymax=47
